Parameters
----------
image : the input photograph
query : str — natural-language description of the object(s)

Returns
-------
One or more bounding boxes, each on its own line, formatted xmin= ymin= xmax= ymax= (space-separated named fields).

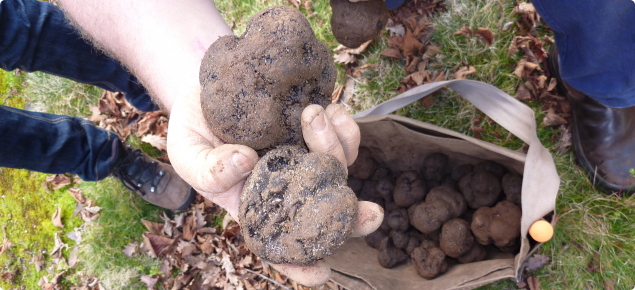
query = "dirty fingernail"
xmin=232 ymin=152 xmax=252 ymax=174
xmin=311 ymin=111 xmax=327 ymax=131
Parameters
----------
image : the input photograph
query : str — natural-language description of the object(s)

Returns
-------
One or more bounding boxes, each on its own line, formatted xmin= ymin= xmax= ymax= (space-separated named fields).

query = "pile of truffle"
xmin=348 ymin=148 xmax=523 ymax=279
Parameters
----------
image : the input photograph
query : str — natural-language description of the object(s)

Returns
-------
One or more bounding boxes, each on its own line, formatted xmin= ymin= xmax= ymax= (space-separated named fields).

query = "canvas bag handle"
xmin=354 ymin=80 xmax=559 ymax=236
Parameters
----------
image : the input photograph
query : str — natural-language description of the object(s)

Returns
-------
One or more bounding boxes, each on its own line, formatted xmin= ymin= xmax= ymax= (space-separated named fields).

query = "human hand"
xmin=168 ymin=98 xmax=383 ymax=286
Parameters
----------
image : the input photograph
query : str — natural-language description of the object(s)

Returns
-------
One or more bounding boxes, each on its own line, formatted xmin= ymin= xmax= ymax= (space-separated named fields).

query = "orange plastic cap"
xmin=529 ymin=220 xmax=553 ymax=243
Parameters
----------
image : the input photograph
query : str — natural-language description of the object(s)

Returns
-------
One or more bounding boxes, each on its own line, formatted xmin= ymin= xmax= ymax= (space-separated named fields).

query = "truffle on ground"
xmin=439 ymin=219 xmax=474 ymax=258
xmin=348 ymin=147 xmax=378 ymax=180
xmin=378 ymin=237 xmax=409 ymax=268
xmin=330 ymin=0 xmax=389 ymax=48
xmin=240 ymin=146 xmax=357 ymax=266
xmin=411 ymin=246 xmax=448 ymax=279
xmin=421 ymin=153 xmax=449 ymax=182
xmin=458 ymin=171 xmax=502 ymax=209
xmin=471 ymin=201 xmax=522 ymax=248
xmin=200 ymin=6 xmax=335 ymax=152
xmin=394 ymin=171 xmax=427 ymax=207
xmin=502 ymin=172 xmax=522 ymax=206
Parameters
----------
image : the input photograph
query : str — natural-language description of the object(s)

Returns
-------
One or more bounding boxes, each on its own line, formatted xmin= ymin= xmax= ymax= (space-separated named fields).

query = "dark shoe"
xmin=111 ymin=141 xmax=196 ymax=210
xmin=548 ymin=45 xmax=635 ymax=194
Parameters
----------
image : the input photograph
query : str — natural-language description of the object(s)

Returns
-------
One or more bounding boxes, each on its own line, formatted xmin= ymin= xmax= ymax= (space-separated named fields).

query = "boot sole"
xmin=549 ymin=45 xmax=635 ymax=195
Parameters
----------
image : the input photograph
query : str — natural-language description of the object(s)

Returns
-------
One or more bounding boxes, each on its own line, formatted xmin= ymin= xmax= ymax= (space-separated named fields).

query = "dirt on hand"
xmin=239 ymin=146 xmax=357 ymax=266
xmin=200 ymin=6 xmax=336 ymax=153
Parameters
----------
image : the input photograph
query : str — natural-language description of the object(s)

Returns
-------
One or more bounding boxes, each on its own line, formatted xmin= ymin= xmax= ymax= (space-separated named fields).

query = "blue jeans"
xmin=0 ymin=0 xmax=157 ymax=181
xmin=532 ymin=0 xmax=635 ymax=108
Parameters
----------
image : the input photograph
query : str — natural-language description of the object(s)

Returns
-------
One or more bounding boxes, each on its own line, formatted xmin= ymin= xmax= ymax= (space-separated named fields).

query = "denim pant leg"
xmin=532 ymin=0 xmax=635 ymax=108
xmin=0 ymin=0 xmax=159 ymax=112
xmin=0 ymin=105 xmax=117 ymax=181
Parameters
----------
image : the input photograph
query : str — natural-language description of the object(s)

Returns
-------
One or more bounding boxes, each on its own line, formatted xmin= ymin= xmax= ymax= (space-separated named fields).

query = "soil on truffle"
xmin=394 ymin=171 xmax=427 ymax=207
xmin=200 ymin=6 xmax=336 ymax=153
xmin=330 ymin=0 xmax=389 ymax=48
xmin=240 ymin=146 xmax=357 ymax=266
xmin=502 ymin=172 xmax=522 ymax=206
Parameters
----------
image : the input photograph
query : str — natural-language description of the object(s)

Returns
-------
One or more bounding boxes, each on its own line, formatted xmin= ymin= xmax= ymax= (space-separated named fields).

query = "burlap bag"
xmin=325 ymin=80 xmax=560 ymax=290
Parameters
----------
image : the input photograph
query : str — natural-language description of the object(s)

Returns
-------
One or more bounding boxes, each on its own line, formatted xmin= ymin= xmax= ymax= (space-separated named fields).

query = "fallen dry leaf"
xmin=331 ymin=84 xmax=344 ymax=103
xmin=555 ymin=125 xmax=572 ymax=155
xmin=303 ymin=0 xmax=315 ymax=17
xmin=0 ymin=238 xmax=13 ymax=256
xmin=142 ymin=232 xmax=174 ymax=258
xmin=527 ymin=275 xmax=541 ymax=290
xmin=51 ymin=232 xmax=68 ymax=259
xmin=287 ymin=0 xmax=300 ymax=9
xmin=141 ymin=275 xmax=159 ymax=290
xmin=141 ymin=219 xmax=164 ymax=236
xmin=380 ymin=47 xmax=402 ymax=59
xmin=512 ymin=2 xmax=540 ymax=29
xmin=68 ymin=245 xmax=79 ymax=268
xmin=183 ymin=215 xmax=197 ymax=241
xmin=52 ymin=206 xmax=64 ymax=228
xmin=525 ymin=254 xmax=550 ymax=271
xmin=333 ymin=52 xmax=356 ymax=64
xmin=454 ymin=24 xmax=473 ymax=39
xmin=453 ymin=65 xmax=477 ymax=80
xmin=177 ymin=240 xmax=198 ymax=256
xmin=141 ymin=134 xmax=167 ymax=151
xmin=475 ymin=27 xmax=495 ymax=45
xmin=333 ymin=39 xmax=373 ymax=54
xmin=67 ymin=187 xmax=86 ymax=204
xmin=515 ymin=83 xmax=532 ymax=101
xmin=35 ymin=252 xmax=44 ymax=272
xmin=46 ymin=174 xmax=71 ymax=190
xmin=385 ymin=19 xmax=405 ymax=37
xmin=195 ymin=208 xmax=207 ymax=229
xmin=174 ymin=212 xmax=186 ymax=228
xmin=123 ymin=241 xmax=139 ymax=257
xmin=87 ymin=104 xmax=106 ymax=123
xmin=542 ymin=108 xmax=567 ymax=127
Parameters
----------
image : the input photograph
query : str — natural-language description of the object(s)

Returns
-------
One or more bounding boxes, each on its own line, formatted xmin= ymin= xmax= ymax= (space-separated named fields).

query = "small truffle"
xmin=422 ymin=153 xmax=449 ymax=181
xmin=387 ymin=208 xmax=410 ymax=231
xmin=471 ymin=201 xmax=522 ymax=248
xmin=439 ymin=219 xmax=474 ymax=258
xmin=473 ymin=160 xmax=507 ymax=179
xmin=379 ymin=212 xmax=392 ymax=232
xmin=376 ymin=177 xmax=396 ymax=200
xmin=349 ymin=147 xmax=378 ymax=180
xmin=411 ymin=246 xmax=448 ymax=279
xmin=240 ymin=146 xmax=357 ymax=266
xmin=390 ymin=229 xmax=410 ymax=249
xmin=372 ymin=167 xmax=391 ymax=181
xmin=330 ymin=0 xmax=389 ymax=48
xmin=384 ymin=198 xmax=401 ymax=212
xmin=410 ymin=202 xmax=450 ymax=234
xmin=451 ymin=164 xmax=474 ymax=181
xmin=378 ymin=237 xmax=409 ymax=268
xmin=440 ymin=175 xmax=458 ymax=191
xmin=425 ymin=186 xmax=467 ymax=219
xmin=359 ymin=180 xmax=380 ymax=201
xmin=456 ymin=242 xmax=487 ymax=264
xmin=502 ymin=172 xmax=522 ymax=206
xmin=394 ymin=171 xmax=427 ymax=207
xmin=405 ymin=237 xmax=421 ymax=255
xmin=365 ymin=230 xmax=388 ymax=249
xmin=458 ymin=171 xmax=502 ymax=209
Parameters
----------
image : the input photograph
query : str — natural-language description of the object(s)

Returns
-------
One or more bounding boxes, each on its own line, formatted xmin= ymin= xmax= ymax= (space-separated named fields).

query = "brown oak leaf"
xmin=52 ymin=207 xmax=64 ymax=228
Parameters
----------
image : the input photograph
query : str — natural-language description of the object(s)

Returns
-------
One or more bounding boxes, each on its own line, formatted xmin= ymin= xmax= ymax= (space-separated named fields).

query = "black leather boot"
xmin=549 ymin=45 xmax=635 ymax=194
xmin=111 ymin=141 xmax=197 ymax=210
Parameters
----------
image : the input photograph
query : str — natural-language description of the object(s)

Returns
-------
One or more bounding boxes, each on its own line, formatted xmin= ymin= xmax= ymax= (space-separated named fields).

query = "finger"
xmin=301 ymin=105 xmax=347 ymax=167
xmin=351 ymin=201 xmax=384 ymax=237
xmin=325 ymin=104 xmax=360 ymax=166
xmin=270 ymin=261 xmax=331 ymax=287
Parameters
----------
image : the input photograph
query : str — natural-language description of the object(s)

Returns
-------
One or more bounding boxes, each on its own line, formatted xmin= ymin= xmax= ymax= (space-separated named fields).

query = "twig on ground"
xmin=129 ymin=192 xmax=140 ymax=212
xmin=244 ymin=268 xmax=291 ymax=290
